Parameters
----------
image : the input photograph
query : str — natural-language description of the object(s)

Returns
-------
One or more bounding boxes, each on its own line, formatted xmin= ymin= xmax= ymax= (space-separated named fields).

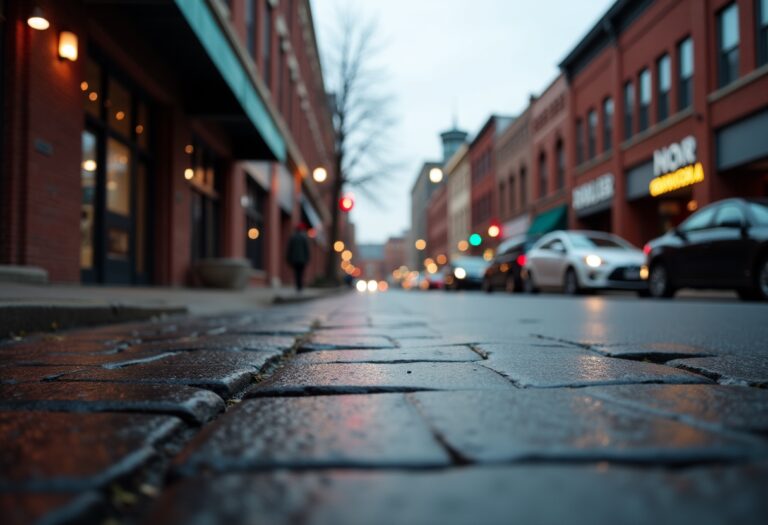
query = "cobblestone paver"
xmin=1 ymin=292 xmax=767 ymax=524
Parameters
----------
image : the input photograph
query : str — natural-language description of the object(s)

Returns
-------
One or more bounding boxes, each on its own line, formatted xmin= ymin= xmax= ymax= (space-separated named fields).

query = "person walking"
xmin=286 ymin=223 xmax=310 ymax=292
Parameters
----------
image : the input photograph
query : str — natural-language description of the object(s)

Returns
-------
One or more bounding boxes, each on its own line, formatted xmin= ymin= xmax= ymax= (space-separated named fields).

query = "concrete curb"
xmin=0 ymin=304 xmax=187 ymax=340
xmin=272 ymin=287 xmax=352 ymax=305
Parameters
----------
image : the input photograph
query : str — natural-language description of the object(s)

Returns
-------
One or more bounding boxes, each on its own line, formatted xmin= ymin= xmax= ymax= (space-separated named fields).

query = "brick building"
xmin=562 ymin=0 xmax=768 ymax=247
xmin=494 ymin=105 xmax=532 ymax=239
xmin=426 ymin=182 xmax=449 ymax=263
xmin=0 ymin=0 xmax=335 ymax=286
xmin=468 ymin=115 xmax=514 ymax=254
xmin=446 ymin=143 xmax=471 ymax=259
xmin=383 ymin=235 xmax=406 ymax=277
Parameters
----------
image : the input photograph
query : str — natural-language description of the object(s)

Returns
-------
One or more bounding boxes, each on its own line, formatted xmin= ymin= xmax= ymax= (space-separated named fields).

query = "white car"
xmin=523 ymin=230 xmax=649 ymax=295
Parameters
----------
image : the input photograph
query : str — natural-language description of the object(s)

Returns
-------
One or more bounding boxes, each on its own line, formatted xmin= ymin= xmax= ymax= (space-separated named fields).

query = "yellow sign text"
xmin=649 ymin=162 xmax=704 ymax=197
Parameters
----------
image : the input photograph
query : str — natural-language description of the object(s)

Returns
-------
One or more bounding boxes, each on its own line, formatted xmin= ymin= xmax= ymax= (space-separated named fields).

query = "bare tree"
xmin=322 ymin=7 xmax=397 ymax=283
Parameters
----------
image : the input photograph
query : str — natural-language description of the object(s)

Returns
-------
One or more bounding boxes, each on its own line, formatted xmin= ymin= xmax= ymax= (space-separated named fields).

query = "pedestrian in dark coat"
xmin=286 ymin=223 xmax=310 ymax=292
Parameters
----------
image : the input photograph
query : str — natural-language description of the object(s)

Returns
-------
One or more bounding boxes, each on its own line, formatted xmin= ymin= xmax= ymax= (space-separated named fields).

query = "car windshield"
xmin=452 ymin=258 xmax=487 ymax=271
xmin=748 ymin=201 xmax=768 ymax=225
xmin=568 ymin=233 xmax=630 ymax=249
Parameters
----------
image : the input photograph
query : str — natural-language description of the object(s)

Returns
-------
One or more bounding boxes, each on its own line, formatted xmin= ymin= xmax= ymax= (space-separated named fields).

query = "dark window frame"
xmin=576 ymin=118 xmax=585 ymax=164
xmin=245 ymin=0 xmax=257 ymax=58
xmin=587 ymin=109 xmax=597 ymax=159
xmin=758 ymin=0 xmax=768 ymax=67
xmin=677 ymin=37 xmax=694 ymax=110
xmin=602 ymin=97 xmax=613 ymax=152
xmin=538 ymin=151 xmax=548 ymax=198
xmin=555 ymin=139 xmax=565 ymax=190
xmin=717 ymin=3 xmax=740 ymax=88
xmin=262 ymin=0 xmax=273 ymax=87
xmin=638 ymin=68 xmax=651 ymax=132
xmin=657 ymin=54 xmax=671 ymax=122
xmin=623 ymin=81 xmax=634 ymax=140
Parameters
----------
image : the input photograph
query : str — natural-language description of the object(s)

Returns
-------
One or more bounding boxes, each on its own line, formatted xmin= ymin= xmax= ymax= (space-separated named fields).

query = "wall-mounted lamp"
xmin=27 ymin=6 xmax=50 ymax=30
xmin=58 ymin=31 xmax=78 ymax=61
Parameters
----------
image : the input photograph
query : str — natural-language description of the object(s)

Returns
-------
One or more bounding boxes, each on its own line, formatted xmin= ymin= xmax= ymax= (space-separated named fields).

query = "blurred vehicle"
xmin=444 ymin=256 xmax=489 ymax=290
xmin=644 ymin=198 xmax=768 ymax=301
xmin=425 ymin=267 xmax=447 ymax=290
xmin=403 ymin=271 xmax=429 ymax=291
xmin=482 ymin=235 xmax=539 ymax=293
xmin=523 ymin=230 xmax=647 ymax=295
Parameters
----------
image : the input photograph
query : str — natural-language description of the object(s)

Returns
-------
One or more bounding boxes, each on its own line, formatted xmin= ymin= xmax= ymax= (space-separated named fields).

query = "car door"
xmin=706 ymin=203 xmax=753 ymax=286
xmin=673 ymin=205 xmax=718 ymax=285
xmin=536 ymin=237 xmax=569 ymax=286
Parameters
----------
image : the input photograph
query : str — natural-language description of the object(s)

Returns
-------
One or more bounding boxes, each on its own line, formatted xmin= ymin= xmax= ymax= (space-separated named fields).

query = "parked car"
xmin=644 ymin=198 xmax=768 ymax=301
xmin=425 ymin=267 xmax=447 ymax=290
xmin=523 ymin=230 xmax=647 ymax=295
xmin=444 ymin=256 xmax=489 ymax=290
xmin=482 ymin=235 xmax=539 ymax=293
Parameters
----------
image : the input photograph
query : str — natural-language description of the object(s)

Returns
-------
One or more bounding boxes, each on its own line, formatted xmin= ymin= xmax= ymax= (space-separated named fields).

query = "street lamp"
xmin=429 ymin=167 xmax=443 ymax=183
xmin=312 ymin=167 xmax=327 ymax=183
xmin=415 ymin=239 xmax=427 ymax=251
xmin=27 ymin=6 xmax=50 ymax=30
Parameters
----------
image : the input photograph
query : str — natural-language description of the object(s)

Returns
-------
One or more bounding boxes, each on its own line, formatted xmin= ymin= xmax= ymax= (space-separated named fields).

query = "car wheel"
xmin=523 ymin=271 xmax=539 ymax=294
xmin=563 ymin=268 xmax=581 ymax=295
xmin=649 ymin=262 xmax=675 ymax=298
xmin=482 ymin=278 xmax=492 ymax=294
xmin=748 ymin=255 xmax=768 ymax=301
xmin=505 ymin=275 xmax=517 ymax=294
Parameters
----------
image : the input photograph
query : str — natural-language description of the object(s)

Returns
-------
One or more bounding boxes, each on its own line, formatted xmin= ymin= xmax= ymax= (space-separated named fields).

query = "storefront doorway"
xmin=80 ymin=53 xmax=152 ymax=284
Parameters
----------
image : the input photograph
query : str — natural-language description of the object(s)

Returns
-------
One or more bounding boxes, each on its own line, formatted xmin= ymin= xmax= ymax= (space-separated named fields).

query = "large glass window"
xmin=587 ymin=109 xmax=597 ymax=159
xmin=602 ymin=98 xmax=613 ymax=152
xmin=758 ymin=0 xmax=768 ymax=66
xmin=106 ymin=139 xmax=131 ymax=217
xmin=639 ymin=69 xmax=651 ymax=132
xmin=678 ymin=37 xmax=694 ymax=110
xmin=80 ymin=131 xmax=97 ymax=270
xmin=624 ymin=81 xmax=634 ymax=140
xmin=188 ymin=141 xmax=221 ymax=261
xmin=657 ymin=54 xmax=671 ymax=121
xmin=718 ymin=3 xmax=740 ymax=87
xmin=244 ymin=178 xmax=266 ymax=270
xmin=538 ymin=152 xmax=548 ymax=198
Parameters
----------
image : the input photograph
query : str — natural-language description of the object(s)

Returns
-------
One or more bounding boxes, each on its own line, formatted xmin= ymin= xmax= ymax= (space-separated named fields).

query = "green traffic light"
xmin=469 ymin=233 xmax=482 ymax=247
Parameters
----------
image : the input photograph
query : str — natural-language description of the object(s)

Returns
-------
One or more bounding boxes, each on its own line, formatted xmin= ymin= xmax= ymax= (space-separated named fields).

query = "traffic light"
xmin=339 ymin=194 xmax=354 ymax=212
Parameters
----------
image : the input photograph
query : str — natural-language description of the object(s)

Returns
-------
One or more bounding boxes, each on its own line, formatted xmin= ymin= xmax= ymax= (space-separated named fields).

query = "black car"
xmin=444 ymin=256 xmax=489 ymax=290
xmin=644 ymin=198 xmax=768 ymax=300
xmin=482 ymin=235 xmax=538 ymax=293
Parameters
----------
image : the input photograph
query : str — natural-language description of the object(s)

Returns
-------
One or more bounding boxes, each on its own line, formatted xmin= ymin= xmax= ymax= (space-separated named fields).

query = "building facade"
xmin=383 ymin=235 xmax=406 ymax=277
xmin=446 ymin=143 xmax=471 ymax=259
xmin=494 ymin=105 xmax=533 ymax=239
xmin=409 ymin=161 xmax=442 ymax=269
xmin=426 ymin=182 xmax=449 ymax=263
xmin=0 ymin=0 xmax=335 ymax=287
xmin=527 ymin=75 xmax=571 ymax=237
xmin=562 ymin=0 xmax=768 ymax=247
xmin=468 ymin=115 xmax=514 ymax=254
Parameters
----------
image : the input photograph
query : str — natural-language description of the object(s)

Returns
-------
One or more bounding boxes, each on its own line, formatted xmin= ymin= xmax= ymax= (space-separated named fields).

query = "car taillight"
xmin=642 ymin=244 xmax=651 ymax=256
xmin=516 ymin=254 xmax=526 ymax=266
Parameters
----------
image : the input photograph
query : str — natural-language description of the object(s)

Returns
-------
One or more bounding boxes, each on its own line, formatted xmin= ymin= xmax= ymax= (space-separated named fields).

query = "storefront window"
xmin=81 ymin=131 xmax=97 ymax=270
xmin=188 ymin=141 xmax=221 ymax=261
xmin=657 ymin=54 xmax=671 ymax=121
xmin=83 ymin=58 xmax=102 ymax=118
xmin=718 ymin=3 xmax=740 ymax=87
xmin=106 ymin=139 xmax=131 ymax=216
xmin=639 ymin=69 xmax=651 ymax=132
xmin=107 ymin=80 xmax=132 ymax=138
xmin=624 ymin=81 xmax=634 ymax=140
xmin=244 ymin=177 xmax=266 ymax=270
xmin=678 ymin=38 xmax=694 ymax=110
xmin=602 ymin=98 xmax=613 ymax=152
xmin=587 ymin=109 xmax=597 ymax=159
xmin=758 ymin=0 xmax=768 ymax=66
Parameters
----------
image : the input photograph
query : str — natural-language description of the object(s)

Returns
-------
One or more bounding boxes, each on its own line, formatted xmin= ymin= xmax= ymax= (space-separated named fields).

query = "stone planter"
xmin=194 ymin=258 xmax=252 ymax=290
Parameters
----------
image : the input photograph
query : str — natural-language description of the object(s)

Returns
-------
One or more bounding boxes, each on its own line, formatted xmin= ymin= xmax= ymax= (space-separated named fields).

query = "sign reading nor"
xmin=650 ymin=135 xmax=704 ymax=197
xmin=572 ymin=174 xmax=614 ymax=210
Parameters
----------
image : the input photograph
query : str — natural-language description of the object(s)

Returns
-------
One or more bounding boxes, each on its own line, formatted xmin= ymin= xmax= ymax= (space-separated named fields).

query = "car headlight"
xmin=454 ymin=267 xmax=467 ymax=279
xmin=584 ymin=254 xmax=603 ymax=268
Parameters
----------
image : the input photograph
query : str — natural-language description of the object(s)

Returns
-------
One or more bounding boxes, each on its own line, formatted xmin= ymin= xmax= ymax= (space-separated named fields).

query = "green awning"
xmin=175 ymin=0 xmax=286 ymax=162
xmin=527 ymin=205 xmax=568 ymax=235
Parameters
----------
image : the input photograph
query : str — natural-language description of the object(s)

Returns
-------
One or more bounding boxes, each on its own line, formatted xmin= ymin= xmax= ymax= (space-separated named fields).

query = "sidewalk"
xmin=1 ymin=291 xmax=767 ymax=524
xmin=0 ymin=283 xmax=345 ymax=338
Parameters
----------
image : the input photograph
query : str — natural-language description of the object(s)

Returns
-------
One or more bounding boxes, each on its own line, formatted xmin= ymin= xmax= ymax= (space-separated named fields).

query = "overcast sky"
xmin=310 ymin=0 xmax=616 ymax=244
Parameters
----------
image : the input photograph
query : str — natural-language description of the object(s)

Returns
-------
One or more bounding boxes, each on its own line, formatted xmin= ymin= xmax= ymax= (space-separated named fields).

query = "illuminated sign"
xmin=649 ymin=162 xmax=705 ymax=197
xmin=650 ymin=136 xmax=703 ymax=197
xmin=572 ymin=174 xmax=614 ymax=210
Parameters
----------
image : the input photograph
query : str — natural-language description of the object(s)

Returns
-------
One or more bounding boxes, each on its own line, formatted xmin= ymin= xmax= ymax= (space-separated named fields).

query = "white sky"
xmin=310 ymin=0 xmax=616 ymax=244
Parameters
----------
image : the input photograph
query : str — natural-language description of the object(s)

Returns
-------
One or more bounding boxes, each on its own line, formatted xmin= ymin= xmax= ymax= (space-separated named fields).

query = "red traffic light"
xmin=339 ymin=194 xmax=354 ymax=212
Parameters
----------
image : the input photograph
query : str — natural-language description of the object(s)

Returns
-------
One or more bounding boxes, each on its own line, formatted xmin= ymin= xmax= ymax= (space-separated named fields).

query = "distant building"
xmin=383 ymin=236 xmax=407 ymax=276
xmin=495 ymin=105 xmax=533 ymax=239
xmin=446 ymin=144 xmax=471 ymax=260
xmin=409 ymin=162 xmax=442 ymax=269
xmin=468 ymin=115 xmax=514 ymax=255
xmin=426 ymin=183 xmax=449 ymax=263
xmin=357 ymin=244 xmax=386 ymax=282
